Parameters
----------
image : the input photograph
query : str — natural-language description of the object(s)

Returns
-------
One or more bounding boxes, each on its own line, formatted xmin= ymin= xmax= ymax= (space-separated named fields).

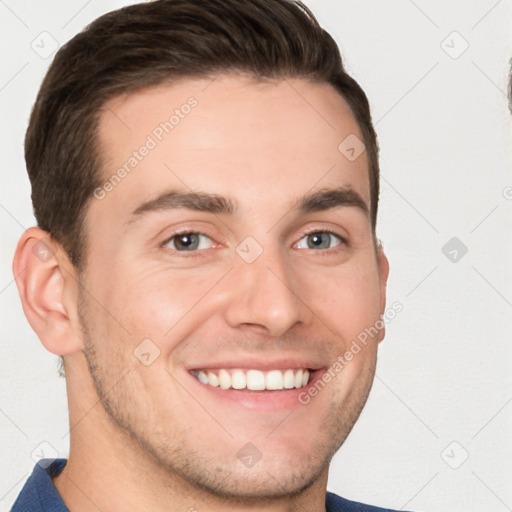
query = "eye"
xmin=296 ymin=231 xmax=344 ymax=250
xmin=163 ymin=232 xmax=214 ymax=252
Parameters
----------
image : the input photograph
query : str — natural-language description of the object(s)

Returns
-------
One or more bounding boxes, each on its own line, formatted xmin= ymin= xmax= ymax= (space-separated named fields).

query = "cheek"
xmin=296 ymin=260 xmax=382 ymax=339
xmin=94 ymin=260 xmax=229 ymax=347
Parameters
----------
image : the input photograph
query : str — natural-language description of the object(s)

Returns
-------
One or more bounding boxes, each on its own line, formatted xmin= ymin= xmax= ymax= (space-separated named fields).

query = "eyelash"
xmin=299 ymin=228 xmax=347 ymax=247
xmin=160 ymin=230 xmax=215 ymax=256
xmin=160 ymin=228 xmax=348 ymax=255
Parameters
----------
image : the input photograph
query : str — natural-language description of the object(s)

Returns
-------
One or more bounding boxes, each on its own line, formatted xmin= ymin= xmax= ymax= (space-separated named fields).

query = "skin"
xmin=13 ymin=74 xmax=389 ymax=512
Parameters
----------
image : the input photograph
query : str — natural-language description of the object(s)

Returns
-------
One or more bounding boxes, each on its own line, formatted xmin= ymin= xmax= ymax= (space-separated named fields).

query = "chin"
xmin=179 ymin=452 xmax=329 ymax=501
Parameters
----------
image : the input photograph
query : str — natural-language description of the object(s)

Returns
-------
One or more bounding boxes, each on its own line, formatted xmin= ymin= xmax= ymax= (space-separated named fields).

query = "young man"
xmin=11 ymin=0 xmax=406 ymax=510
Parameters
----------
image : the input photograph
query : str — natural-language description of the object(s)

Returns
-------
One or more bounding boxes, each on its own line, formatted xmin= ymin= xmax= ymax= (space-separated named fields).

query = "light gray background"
xmin=1 ymin=1 xmax=511 ymax=511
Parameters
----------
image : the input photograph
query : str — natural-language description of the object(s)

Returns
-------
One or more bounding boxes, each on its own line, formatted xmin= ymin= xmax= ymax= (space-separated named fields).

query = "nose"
xmin=222 ymin=249 xmax=310 ymax=337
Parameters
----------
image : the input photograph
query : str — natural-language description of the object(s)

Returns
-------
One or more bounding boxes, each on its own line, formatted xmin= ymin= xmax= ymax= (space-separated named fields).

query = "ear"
xmin=12 ymin=227 xmax=83 ymax=356
xmin=376 ymin=244 xmax=390 ymax=343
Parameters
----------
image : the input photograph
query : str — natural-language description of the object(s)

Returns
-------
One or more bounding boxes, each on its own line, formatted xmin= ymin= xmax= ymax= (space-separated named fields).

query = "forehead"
xmin=93 ymin=74 xmax=369 ymax=223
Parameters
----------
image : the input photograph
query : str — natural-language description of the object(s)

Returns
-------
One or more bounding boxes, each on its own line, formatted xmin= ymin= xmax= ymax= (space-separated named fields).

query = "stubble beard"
xmin=77 ymin=287 xmax=376 ymax=503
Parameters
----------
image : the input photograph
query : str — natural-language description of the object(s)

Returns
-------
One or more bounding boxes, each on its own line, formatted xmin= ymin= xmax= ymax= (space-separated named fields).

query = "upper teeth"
xmin=194 ymin=368 xmax=310 ymax=391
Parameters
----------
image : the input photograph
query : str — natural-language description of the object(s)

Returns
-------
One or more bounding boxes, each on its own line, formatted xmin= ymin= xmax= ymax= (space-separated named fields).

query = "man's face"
xmin=77 ymin=75 xmax=388 ymax=498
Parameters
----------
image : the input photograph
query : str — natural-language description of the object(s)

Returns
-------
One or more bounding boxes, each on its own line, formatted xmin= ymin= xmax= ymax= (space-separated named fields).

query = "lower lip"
xmin=187 ymin=369 xmax=325 ymax=412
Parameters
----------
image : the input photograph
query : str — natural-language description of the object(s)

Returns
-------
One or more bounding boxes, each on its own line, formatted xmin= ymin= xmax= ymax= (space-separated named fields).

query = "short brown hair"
xmin=25 ymin=0 xmax=380 ymax=272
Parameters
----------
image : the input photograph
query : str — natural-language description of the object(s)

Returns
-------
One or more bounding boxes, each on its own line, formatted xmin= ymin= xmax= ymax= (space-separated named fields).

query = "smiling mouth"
xmin=191 ymin=368 xmax=312 ymax=391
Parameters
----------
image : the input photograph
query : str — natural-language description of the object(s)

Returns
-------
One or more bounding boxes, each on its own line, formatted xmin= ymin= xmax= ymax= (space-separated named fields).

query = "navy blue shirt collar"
xmin=11 ymin=459 xmax=69 ymax=512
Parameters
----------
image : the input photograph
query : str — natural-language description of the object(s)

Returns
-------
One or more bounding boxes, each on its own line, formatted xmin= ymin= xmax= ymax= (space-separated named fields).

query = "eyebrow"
xmin=298 ymin=187 xmax=369 ymax=217
xmin=128 ymin=190 xmax=236 ymax=223
xmin=127 ymin=186 xmax=369 ymax=225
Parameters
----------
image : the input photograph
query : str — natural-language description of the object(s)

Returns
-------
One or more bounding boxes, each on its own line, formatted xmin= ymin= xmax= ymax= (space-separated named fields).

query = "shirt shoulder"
xmin=326 ymin=491 xmax=413 ymax=512
xmin=10 ymin=459 xmax=69 ymax=512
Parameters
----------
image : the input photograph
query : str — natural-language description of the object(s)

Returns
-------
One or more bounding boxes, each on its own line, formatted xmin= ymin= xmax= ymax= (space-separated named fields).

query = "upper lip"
xmin=186 ymin=356 xmax=325 ymax=372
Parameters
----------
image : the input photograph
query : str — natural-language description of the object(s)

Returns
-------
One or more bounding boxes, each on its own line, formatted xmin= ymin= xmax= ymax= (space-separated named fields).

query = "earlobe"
xmin=12 ymin=227 xmax=82 ymax=356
